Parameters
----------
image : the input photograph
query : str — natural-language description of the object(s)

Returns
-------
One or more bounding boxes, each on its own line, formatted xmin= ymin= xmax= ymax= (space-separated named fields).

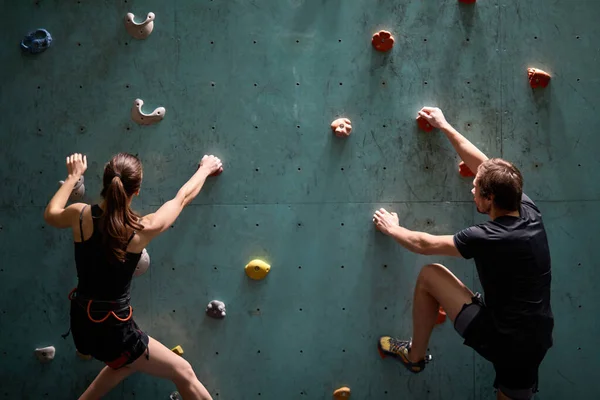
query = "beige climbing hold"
xmin=171 ymin=345 xmax=184 ymax=356
xmin=333 ymin=387 xmax=351 ymax=399
xmin=131 ymin=99 xmax=166 ymax=125
xmin=245 ymin=259 xmax=271 ymax=280
xmin=124 ymin=12 xmax=155 ymax=40
xmin=76 ymin=350 xmax=92 ymax=360
xmin=331 ymin=118 xmax=352 ymax=138
xmin=34 ymin=346 xmax=55 ymax=363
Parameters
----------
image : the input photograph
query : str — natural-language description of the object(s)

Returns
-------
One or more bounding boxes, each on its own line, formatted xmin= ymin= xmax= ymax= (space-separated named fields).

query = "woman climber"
xmin=44 ymin=152 xmax=222 ymax=400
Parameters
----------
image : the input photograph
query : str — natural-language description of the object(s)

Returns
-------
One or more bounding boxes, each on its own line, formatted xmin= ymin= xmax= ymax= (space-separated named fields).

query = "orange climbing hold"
xmin=436 ymin=307 xmax=447 ymax=324
xmin=528 ymin=68 xmax=551 ymax=88
xmin=372 ymin=30 xmax=395 ymax=52
xmin=416 ymin=115 xmax=433 ymax=132
xmin=458 ymin=161 xmax=475 ymax=177
xmin=333 ymin=387 xmax=351 ymax=399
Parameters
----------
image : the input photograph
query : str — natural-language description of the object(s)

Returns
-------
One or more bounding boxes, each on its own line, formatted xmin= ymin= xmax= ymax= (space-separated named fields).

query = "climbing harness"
xmin=61 ymin=287 xmax=133 ymax=339
xmin=20 ymin=29 xmax=53 ymax=54
xmin=69 ymin=287 xmax=133 ymax=323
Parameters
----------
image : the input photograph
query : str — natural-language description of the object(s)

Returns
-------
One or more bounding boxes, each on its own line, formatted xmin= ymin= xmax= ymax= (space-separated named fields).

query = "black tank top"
xmin=74 ymin=205 xmax=142 ymax=300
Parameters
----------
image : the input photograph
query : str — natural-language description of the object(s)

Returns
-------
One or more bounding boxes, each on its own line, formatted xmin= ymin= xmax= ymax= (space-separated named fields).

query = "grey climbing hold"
xmin=134 ymin=248 xmax=150 ymax=277
xmin=34 ymin=346 xmax=55 ymax=363
xmin=58 ymin=176 xmax=85 ymax=202
xmin=169 ymin=391 xmax=182 ymax=400
xmin=206 ymin=300 xmax=226 ymax=319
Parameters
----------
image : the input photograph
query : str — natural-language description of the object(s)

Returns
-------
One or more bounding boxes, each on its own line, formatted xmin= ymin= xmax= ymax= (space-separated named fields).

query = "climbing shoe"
xmin=377 ymin=336 xmax=432 ymax=373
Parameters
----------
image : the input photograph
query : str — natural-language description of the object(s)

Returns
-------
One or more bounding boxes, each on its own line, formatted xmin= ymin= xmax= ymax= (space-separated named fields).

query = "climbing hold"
xmin=458 ymin=0 xmax=477 ymax=3
xmin=197 ymin=160 xmax=223 ymax=176
xmin=59 ymin=176 xmax=85 ymax=202
xmin=245 ymin=259 xmax=271 ymax=280
xmin=528 ymin=68 xmax=551 ymax=88
xmin=331 ymin=118 xmax=352 ymax=138
xmin=134 ymin=248 xmax=150 ymax=277
xmin=416 ymin=115 xmax=434 ymax=132
xmin=333 ymin=387 xmax=351 ymax=399
xmin=210 ymin=167 xmax=223 ymax=177
xmin=171 ymin=345 xmax=184 ymax=356
xmin=170 ymin=392 xmax=183 ymax=400
xmin=458 ymin=161 xmax=475 ymax=177
xmin=124 ymin=12 xmax=155 ymax=40
xmin=76 ymin=350 xmax=92 ymax=360
xmin=20 ymin=29 xmax=52 ymax=54
xmin=131 ymin=99 xmax=166 ymax=125
xmin=206 ymin=300 xmax=226 ymax=319
xmin=34 ymin=346 xmax=55 ymax=363
xmin=436 ymin=307 xmax=447 ymax=325
xmin=371 ymin=30 xmax=395 ymax=52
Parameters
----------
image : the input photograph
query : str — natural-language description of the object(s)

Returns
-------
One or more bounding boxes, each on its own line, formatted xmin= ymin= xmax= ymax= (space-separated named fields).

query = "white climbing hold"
xmin=34 ymin=346 xmax=55 ymax=363
xmin=131 ymin=99 xmax=166 ymax=125
xmin=58 ymin=176 xmax=85 ymax=202
xmin=134 ymin=248 xmax=150 ymax=277
xmin=124 ymin=12 xmax=155 ymax=40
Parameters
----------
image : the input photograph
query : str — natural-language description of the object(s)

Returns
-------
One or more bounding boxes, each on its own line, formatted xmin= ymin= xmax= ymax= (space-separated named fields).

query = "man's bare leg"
xmin=407 ymin=263 xmax=475 ymax=362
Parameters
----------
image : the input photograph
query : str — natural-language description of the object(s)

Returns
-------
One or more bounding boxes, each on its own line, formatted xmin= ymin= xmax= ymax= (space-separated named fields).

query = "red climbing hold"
xmin=528 ymin=68 xmax=551 ymax=88
xmin=372 ymin=30 xmax=395 ymax=52
xmin=416 ymin=115 xmax=434 ymax=132
xmin=436 ymin=307 xmax=447 ymax=324
xmin=458 ymin=0 xmax=476 ymax=3
xmin=458 ymin=161 xmax=475 ymax=177
xmin=210 ymin=167 xmax=223 ymax=177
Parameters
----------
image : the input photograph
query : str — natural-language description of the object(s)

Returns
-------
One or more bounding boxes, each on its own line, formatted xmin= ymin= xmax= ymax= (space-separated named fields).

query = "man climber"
xmin=372 ymin=107 xmax=553 ymax=400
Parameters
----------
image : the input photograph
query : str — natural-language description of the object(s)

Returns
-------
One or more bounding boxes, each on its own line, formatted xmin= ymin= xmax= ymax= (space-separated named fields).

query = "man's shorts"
xmin=454 ymin=293 xmax=548 ymax=400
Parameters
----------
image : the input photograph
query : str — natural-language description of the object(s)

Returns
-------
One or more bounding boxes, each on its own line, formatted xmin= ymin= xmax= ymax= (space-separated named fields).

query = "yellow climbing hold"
xmin=333 ymin=387 xmax=351 ymax=399
xmin=76 ymin=350 xmax=92 ymax=361
xmin=171 ymin=345 xmax=184 ymax=356
xmin=245 ymin=259 xmax=271 ymax=280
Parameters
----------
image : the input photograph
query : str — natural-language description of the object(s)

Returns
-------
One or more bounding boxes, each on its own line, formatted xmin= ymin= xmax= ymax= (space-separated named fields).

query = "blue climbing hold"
xmin=20 ymin=29 xmax=52 ymax=54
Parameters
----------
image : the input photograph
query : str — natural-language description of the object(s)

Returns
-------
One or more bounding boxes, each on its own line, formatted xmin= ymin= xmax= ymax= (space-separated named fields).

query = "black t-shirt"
xmin=454 ymin=194 xmax=554 ymax=349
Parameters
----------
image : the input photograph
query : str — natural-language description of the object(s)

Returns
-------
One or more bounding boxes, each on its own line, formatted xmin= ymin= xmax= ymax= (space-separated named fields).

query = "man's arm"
xmin=418 ymin=107 xmax=489 ymax=174
xmin=373 ymin=208 xmax=462 ymax=257
xmin=387 ymin=225 xmax=461 ymax=257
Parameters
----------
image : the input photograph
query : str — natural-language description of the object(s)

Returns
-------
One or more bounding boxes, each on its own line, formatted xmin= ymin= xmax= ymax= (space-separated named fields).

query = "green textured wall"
xmin=1 ymin=0 xmax=599 ymax=399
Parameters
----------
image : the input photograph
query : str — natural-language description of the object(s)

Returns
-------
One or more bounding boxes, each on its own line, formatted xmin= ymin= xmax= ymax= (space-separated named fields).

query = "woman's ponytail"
xmin=100 ymin=153 xmax=144 ymax=264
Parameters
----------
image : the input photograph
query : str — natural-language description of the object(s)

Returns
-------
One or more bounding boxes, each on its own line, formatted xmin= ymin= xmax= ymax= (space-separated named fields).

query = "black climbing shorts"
xmin=454 ymin=293 xmax=548 ymax=400
xmin=70 ymin=301 xmax=149 ymax=369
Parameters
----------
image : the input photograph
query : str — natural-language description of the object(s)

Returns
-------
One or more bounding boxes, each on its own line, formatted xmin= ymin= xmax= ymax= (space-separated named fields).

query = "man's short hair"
xmin=477 ymin=158 xmax=523 ymax=211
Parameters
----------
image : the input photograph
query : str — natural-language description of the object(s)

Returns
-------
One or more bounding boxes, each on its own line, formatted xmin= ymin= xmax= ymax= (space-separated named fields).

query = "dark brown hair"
xmin=477 ymin=158 xmax=523 ymax=211
xmin=100 ymin=153 xmax=144 ymax=263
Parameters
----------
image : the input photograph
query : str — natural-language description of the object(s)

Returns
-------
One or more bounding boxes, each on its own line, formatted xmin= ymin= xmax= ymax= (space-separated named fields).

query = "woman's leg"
xmin=79 ymin=365 xmax=137 ymax=400
xmin=127 ymin=336 xmax=212 ymax=400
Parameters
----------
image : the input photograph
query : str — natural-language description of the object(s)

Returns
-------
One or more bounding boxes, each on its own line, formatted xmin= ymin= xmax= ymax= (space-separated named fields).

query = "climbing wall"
xmin=1 ymin=0 xmax=599 ymax=399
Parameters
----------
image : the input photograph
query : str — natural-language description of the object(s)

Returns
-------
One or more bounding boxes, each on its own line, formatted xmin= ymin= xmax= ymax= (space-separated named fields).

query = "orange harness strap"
xmin=68 ymin=287 xmax=133 ymax=324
